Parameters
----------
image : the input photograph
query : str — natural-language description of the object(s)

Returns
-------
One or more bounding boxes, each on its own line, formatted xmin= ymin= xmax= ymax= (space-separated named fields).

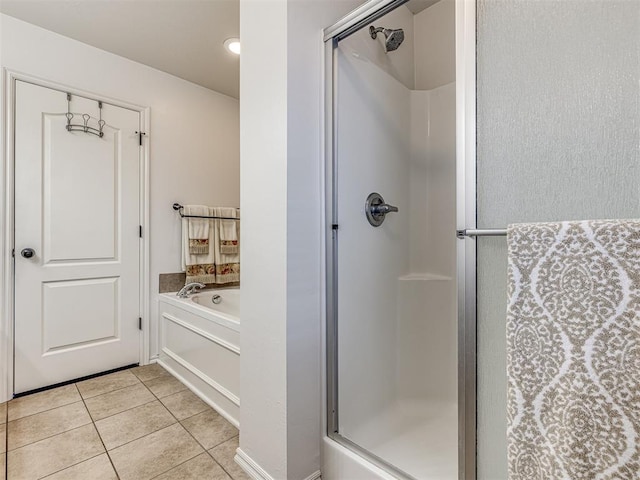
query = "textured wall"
xmin=476 ymin=0 xmax=640 ymax=478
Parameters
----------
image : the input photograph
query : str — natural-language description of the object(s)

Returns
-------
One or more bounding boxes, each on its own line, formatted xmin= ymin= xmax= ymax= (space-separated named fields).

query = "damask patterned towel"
xmin=507 ymin=220 xmax=640 ymax=480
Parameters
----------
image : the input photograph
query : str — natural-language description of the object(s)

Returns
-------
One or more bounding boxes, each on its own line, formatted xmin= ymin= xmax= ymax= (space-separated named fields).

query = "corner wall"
xmin=238 ymin=0 xmax=359 ymax=478
xmin=0 ymin=14 xmax=240 ymax=399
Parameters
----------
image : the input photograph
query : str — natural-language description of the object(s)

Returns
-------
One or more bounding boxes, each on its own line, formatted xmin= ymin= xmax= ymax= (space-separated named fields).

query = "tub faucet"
xmin=177 ymin=282 xmax=205 ymax=298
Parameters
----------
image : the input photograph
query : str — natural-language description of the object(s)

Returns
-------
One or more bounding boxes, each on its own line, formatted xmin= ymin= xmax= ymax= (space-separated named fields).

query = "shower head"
xmin=369 ymin=25 xmax=405 ymax=52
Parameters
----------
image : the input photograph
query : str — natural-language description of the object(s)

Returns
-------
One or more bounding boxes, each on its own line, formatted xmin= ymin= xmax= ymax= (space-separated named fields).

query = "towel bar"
xmin=456 ymin=228 xmax=507 ymax=239
xmin=173 ymin=203 xmax=240 ymax=221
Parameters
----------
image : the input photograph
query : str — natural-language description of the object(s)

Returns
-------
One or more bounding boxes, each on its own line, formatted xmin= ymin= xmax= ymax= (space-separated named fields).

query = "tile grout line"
xmin=6 ymin=417 xmax=94 ymax=454
xmin=146 ymin=450 xmax=203 ymax=480
xmin=93 ymin=367 xmax=202 ymax=479
xmin=131 ymin=371 xmax=172 ymax=384
xmin=7 ymin=381 xmax=157 ymax=453
xmin=81 ymin=371 xmax=175 ymax=423
xmin=205 ymin=436 xmax=241 ymax=480
xmin=146 ymin=386 xmax=205 ymax=479
xmin=7 ymin=397 xmax=81 ymax=423
xmin=75 ymin=383 xmax=122 ymax=480
xmin=143 ymin=375 xmax=236 ymax=480
xmin=37 ymin=452 xmax=106 ymax=480
xmin=88 ymin=388 xmax=157 ymax=423
xmin=88 ymin=369 xmax=200 ymax=453
xmin=95 ymin=410 xmax=178 ymax=452
xmin=4 ymin=368 xmax=163 ymax=479
xmin=79 ymin=378 xmax=144 ymax=402
xmin=7 ymin=366 xmax=237 ymax=480
xmin=146 ymin=383 xmax=189 ymax=400
xmin=143 ymin=369 xmax=241 ymax=479
xmin=7 ymin=384 xmax=131 ymax=478
xmin=10 ymin=372 xmax=146 ymax=424
xmin=173 ymin=409 xmax=239 ymax=477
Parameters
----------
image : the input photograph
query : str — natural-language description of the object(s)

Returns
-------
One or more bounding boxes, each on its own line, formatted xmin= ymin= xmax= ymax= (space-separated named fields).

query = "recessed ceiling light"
xmin=224 ymin=38 xmax=241 ymax=55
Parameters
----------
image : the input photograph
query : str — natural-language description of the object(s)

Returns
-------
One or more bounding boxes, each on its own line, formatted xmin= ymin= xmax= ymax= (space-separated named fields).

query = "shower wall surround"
xmin=476 ymin=1 xmax=640 ymax=478
xmin=331 ymin=2 xmax=457 ymax=477
xmin=342 ymin=5 xmax=415 ymax=88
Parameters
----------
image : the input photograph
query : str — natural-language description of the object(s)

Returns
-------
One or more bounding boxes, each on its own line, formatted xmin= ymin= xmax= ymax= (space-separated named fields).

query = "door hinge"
xmin=139 ymin=225 xmax=143 ymax=238
xmin=11 ymin=249 xmax=15 ymax=258
xmin=135 ymin=131 xmax=146 ymax=146
xmin=138 ymin=317 xmax=142 ymax=330
xmin=332 ymin=224 xmax=339 ymax=230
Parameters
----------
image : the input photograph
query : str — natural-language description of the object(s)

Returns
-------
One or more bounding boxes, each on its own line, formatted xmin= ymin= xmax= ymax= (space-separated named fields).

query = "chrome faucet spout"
xmin=177 ymin=282 xmax=206 ymax=298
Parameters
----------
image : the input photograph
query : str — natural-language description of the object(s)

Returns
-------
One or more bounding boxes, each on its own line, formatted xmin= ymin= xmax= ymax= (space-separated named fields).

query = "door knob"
xmin=365 ymin=192 xmax=399 ymax=227
xmin=21 ymin=248 xmax=35 ymax=259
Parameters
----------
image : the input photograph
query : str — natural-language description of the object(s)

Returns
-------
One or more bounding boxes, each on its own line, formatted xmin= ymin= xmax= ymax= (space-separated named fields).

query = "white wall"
xmin=284 ymin=1 xmax=358 ymax=477
xmin=0 ymin=14 xmax=240 ymax=388
xmin=414 ymin=0 xmax=455 ymax=90
xmin=238 ymin=0 xmax=288 ymax=477
xmin=238 ymin=0 xmax=359 ymax=478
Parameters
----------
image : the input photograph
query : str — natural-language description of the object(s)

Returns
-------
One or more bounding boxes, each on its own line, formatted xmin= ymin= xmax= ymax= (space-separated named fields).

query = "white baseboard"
xmin=303 ymin=470 xmax=322 ymax=480
xmin=234 ymin=448 xmax=322 ymax=480
xmin=235 ymin=448 xmax=275 ymax=480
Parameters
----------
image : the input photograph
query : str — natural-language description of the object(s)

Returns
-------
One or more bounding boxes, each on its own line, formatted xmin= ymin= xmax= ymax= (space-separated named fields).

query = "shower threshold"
xmin=345 ymin=399 xmax=458 ymax=479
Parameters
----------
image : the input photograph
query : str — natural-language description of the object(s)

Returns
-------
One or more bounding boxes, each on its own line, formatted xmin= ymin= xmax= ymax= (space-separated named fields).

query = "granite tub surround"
xmin=3 ymin=365 xmax=245 ymax=479
xmin=159 ymin=272 xmax=239 ymax=293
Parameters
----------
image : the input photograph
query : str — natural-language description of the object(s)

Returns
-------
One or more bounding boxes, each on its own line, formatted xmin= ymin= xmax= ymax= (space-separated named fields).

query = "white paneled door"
xmin=14 ymin=81 xmax=141 ymax=393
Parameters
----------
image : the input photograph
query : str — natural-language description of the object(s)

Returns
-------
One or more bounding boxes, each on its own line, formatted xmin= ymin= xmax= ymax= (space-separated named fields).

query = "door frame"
xmin=0 ymin=70 xmax=151 ymax=402
xmin=322 ymin=0 xmax=477 ymax=478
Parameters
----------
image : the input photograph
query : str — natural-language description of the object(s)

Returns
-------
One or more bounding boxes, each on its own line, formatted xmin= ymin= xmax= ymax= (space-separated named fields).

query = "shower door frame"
xmin=323 ymin=0 xmax=477 ymax=478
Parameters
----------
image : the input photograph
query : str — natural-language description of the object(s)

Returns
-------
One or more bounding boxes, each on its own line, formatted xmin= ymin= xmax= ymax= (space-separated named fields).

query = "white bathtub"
xmin=158 ymin=288 xmax=240 ymax=426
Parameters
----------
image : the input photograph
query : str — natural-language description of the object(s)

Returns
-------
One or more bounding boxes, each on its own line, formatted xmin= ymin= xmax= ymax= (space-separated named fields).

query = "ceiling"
xmin=0 ymin=0 xmax=443 ymax=98
xmin=405 ymin=0 xmax=441 ymax=14
xmin=0 ymin=0 xmax=240 ymax=98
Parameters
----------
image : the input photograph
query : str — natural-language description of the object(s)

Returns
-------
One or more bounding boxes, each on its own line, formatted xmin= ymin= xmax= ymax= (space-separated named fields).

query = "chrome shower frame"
xmin=323 ymin=0 xmax=477 ymax=478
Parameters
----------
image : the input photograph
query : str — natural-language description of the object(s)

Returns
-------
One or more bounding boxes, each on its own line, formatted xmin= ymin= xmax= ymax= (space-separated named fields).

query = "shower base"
xmin=345 ymin=400 xmax=458 ymax=480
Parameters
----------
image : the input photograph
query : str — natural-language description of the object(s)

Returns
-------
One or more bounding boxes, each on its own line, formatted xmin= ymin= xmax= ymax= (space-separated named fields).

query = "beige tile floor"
xmin=1 ymin=364 xmax=249 ymax=480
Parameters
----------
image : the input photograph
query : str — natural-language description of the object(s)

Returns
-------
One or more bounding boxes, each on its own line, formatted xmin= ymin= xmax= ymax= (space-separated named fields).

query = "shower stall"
xmin=324 ymin=0 xmax=474 ymax=479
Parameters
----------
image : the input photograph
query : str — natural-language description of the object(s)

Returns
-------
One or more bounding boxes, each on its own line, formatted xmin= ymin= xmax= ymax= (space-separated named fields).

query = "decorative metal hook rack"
xmin=66 ymin=93 xmax=106 ymax=138
xmin=173 ymin=203 xmax=240 ymax=221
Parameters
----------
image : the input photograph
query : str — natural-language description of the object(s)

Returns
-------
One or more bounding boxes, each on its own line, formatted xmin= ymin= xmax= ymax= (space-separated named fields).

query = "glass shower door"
xmin=327 ymin=2 xmax=459 ymax=478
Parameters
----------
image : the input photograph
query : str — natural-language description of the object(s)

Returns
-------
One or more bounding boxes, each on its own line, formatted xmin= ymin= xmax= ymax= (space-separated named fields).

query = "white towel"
xmin=216 ymin=207 xmax=239 ymax=254
xmin=181 ymin=209 xmax=216 ymax=284
xmin=184 ymin=205 xmax=210 ymax=254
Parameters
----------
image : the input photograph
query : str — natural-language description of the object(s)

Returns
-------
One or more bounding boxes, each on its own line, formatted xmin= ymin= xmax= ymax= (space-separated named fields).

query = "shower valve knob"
xmin=365 ymin=192 xmax=398 ymax=227
xmin=372 ymin=203 xmax=398 ymax=215
xmin=21 ymin=248 xmax=35 ymax=259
